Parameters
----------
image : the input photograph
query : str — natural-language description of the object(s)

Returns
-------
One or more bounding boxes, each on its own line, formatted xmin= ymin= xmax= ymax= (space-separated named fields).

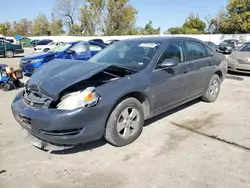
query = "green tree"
xmin=50 ymin=13 xmax=64 ymax=35
xmin=183 ymin=13 xmax=206 ymax=32
xmin=140 ymin=20 xmax=161 ymax=35
xmin=80 ymin=0 xmax=106 ymax=36
xmin=0 ymin=22 xmax=11 ymax=36
xmin=12 ymin=18 xmax=33 ymax=36
xmin=168 ymin=13 xmax=206 ymax=34
xmin=80 ymin=0 xmax=138 ymax=36
xmin=105 ymin=0 xmax=138 ymax=35
xmin=218 ymin=0 xmax=250 ymax=33
xmin=33 ymin=13 xmax=51 ymax=36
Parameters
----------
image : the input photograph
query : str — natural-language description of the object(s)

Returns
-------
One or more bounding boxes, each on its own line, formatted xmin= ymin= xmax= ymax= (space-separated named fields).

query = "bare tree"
xmin=53 ymin=0 xmax=81 ymax=34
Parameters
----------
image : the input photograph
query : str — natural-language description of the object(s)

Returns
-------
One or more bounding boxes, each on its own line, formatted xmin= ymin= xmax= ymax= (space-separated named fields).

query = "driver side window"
xmin=157 ymin=42 xmax=185 ymax=67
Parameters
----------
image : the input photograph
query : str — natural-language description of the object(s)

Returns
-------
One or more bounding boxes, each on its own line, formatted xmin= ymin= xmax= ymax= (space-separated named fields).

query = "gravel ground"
xmin=0 ymin=56 xmax=250 ymax=188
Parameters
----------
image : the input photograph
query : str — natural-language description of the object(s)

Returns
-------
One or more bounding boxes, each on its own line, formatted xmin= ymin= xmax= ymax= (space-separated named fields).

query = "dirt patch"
xmin=155 ymin=113 xmax=222 ymax=156
xmin=176 ymin=113 xmax=222 ymax=130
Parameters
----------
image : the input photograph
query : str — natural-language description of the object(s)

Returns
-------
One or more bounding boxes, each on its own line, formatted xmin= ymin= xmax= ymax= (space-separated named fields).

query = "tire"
xmin=1 ymin=83 xmax=11 ymax=91
xmin=202 ymin=74 xmax=221 ymax=102
xmin=5 ymin=50 xmax=14 ymax=58
xmin=104 ymin=98 xmax=144 ymax=147
xmin=43 ymin=48 xmax=50 ymax=52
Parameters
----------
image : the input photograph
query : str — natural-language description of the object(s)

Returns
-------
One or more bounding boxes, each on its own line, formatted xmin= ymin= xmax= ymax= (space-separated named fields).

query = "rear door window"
xmin=186 ymin=41 xmax=207 ymax=61
xmin=204 ymin=45 xmax=215 ymax=56
xmin=89 ymin=44 xmax=103 ymax=51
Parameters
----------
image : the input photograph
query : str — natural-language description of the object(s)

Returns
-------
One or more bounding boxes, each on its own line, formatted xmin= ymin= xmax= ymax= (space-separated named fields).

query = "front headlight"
xmin=57 ymin=87 xmax=99 ymax=110
xmin=30 ymin=59 xmax=43 ymax=64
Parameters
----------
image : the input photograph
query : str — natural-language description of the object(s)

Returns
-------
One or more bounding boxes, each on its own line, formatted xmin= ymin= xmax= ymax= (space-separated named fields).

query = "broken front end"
xmin=11 ymin=60 xmax=135 ymax=150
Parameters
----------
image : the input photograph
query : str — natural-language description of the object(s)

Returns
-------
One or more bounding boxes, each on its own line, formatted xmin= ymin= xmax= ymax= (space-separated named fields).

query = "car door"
xmin=0 ymin=41 xmax=4 ymax=55
xmin=183 ymin=41 xmax=215 ymax=97
xmin=73 ymin=42 xmax=91 ymax=60
xmin=152 ymin=41 xmax=190 ymax=113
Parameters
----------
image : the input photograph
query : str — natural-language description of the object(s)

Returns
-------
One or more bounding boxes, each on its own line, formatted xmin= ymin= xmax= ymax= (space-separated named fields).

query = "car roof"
xmin=122 ymin=36 xmax=203 ymax=43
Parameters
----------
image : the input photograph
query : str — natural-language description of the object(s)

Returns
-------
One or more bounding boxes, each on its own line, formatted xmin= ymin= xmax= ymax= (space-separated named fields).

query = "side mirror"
xmin=66 ymin=49 xmax=75 ymax=54
xmin=158 ymin=59 xmax=178 ymax=68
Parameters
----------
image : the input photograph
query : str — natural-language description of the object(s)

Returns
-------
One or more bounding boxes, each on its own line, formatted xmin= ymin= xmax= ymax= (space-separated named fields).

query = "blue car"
xmin=20 ymin=41 xmax=106 ymax=75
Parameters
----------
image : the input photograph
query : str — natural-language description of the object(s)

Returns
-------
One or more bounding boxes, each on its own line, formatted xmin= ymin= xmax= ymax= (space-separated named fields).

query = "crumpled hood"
xmin=22 ymin=52 xmax=57 ymax=61
xmin=230 ymin=51 xmax=250 ymax=59
xmin=27 ymin=59 xmax=110 ymax=98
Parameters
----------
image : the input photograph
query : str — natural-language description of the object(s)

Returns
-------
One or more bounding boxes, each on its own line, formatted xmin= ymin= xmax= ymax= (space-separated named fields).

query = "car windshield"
xmin=89 ymin=40 xmax=161 ymax=71
xmin=239 ymin=43 xmax=250 ymax=52
xmin=48 ymin=42 xmax=55 ymax=45
xmin=49 ymin=43 xmax=71 ymax=53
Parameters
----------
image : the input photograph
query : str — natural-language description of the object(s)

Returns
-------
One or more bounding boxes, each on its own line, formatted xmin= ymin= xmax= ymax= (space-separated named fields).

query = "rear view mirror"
xmin=158 ymin=59 xmax=178 ymax=68
xmin=66 ymin=49 xmax=75 ymax=54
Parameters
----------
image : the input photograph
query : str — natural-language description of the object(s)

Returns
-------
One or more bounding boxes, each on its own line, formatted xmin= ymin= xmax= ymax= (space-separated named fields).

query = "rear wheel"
xmin=104 ymin=98 xmax=144 ymax=147
xmin=5 ymin=50 xmax=14 ymax=58
xmin=202 ymin=74 xmax=221 ymax=102
xmin=1 ymin=83 xmax=11 ymax=91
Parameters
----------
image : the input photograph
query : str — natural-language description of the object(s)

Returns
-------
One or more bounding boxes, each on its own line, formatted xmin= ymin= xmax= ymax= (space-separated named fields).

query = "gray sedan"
xmin=227 ymin=42 xmax=250 ymax=73
xmin=11 ymin=37 xmax=227 ymax=150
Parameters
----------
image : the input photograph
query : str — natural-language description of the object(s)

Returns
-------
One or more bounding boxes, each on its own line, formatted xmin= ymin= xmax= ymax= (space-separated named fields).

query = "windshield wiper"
xmin=111 ymin=64 xmax=138 ymax=73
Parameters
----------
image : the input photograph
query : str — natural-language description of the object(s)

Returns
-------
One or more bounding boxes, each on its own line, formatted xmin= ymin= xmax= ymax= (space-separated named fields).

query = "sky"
xmin=0 ymin=0 xmax=228 ymax=32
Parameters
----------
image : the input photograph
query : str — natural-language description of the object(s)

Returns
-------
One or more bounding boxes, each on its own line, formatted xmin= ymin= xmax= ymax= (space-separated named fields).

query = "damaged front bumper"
xmin=11 ymin=91 xmax=111 ymax=150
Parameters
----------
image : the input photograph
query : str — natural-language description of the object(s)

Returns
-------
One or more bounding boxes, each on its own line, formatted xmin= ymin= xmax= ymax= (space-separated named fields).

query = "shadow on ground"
xmin=0 ymin=55 xmax=24 ymax=59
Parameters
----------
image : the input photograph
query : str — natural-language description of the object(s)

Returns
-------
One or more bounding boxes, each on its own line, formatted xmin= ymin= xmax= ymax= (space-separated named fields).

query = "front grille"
xmin=23 ymin=86 xmax=53 ymax=108
xmin=236 ymin=68 xmax=250 ymax=72
xmin=40 ymin=128 xmax=83 ymax=136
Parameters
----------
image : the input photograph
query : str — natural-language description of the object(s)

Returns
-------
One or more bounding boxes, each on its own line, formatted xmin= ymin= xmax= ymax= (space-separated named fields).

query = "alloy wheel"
xmin=117 ymin=107 xmax=140 ymax=139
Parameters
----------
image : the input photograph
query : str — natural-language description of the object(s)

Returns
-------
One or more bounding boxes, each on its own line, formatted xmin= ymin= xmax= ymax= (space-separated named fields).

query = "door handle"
xmin=208 ymin=61 xmax=212 ymax=66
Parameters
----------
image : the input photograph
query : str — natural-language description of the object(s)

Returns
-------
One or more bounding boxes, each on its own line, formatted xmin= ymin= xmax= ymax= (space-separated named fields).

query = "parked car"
xmin=217 ymin=39 xmax=239 ymax=54
xmin=12 ymin=37 xmax=227 ymax=150
xmin=89 ymin=39 xmax=104 ymax=44
xmin=34 ymin=41 xmax=64 ymax=52
xmin=227 ymin=42 xmax=250 ymax=73
xmin=31 ymin=40 xmax=40 ymax=47
xmin=6 ymin=39 xmax=14 ymax=43
xmin=20 ymin=41 xmax=106 ymax=75
xmin=33 ymin=39 xmax=53 ymax=50
xmin=204 ymin=41 xmax=218 ymax=52
xmin=0 ymin=40 xmax=24 ymax=58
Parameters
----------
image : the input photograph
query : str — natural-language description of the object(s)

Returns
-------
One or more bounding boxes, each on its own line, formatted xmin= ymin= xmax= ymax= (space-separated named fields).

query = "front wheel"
xmin=202 ymin=74 xmax=221 ymax=102
xmin=43 ymin=48 xmax=50 ymax=52
xmin=104 ymin=98 xmax=144 ymax=147
xmin=1 ymin=83 xmax=11 ymax=91
xmin=5 ymin=50 xmax=14 ymax=58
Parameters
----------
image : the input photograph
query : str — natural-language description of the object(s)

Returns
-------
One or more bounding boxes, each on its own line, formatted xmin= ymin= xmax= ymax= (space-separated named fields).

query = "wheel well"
xmin=215 ymin=70 xmax=222 ymax=79
xmin=116 ymin=92 xmax=151 ymax=119
xmin=5 ymin=49 xmax=13 ymax=52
